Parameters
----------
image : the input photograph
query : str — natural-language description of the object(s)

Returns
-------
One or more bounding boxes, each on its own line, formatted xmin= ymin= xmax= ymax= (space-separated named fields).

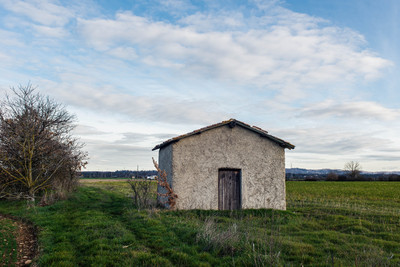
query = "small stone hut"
xmin=152 ymin=119 xmax=295 ymax=210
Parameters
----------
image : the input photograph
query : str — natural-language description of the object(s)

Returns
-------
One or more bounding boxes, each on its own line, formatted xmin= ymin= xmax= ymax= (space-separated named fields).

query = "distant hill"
xmin=80 ymin=168 xmax=400 ymax=181
xmin=286 ymin=168 xmax=400 ymax=175
xmin=286 ymin=168 xmax=346 ymax=175
xmin=285 ymin=168 xmax=400 ymax=181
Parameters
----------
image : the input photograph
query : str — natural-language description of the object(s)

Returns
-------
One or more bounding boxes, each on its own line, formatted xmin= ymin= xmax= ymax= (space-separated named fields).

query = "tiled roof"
xmin=152 ymin=119 xmax=295 ymax=150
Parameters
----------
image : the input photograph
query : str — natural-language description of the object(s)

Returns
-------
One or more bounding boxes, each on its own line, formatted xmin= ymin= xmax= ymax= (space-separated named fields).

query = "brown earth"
xmin=0 ymin=214 xmax=38 ymax=267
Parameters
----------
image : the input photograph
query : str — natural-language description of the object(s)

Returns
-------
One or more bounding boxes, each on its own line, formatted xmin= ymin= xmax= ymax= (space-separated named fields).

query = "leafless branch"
xmin=152 ymin=157 xmax=178 ymax=209
xmin=0 ymin=84 xmax=87 ymax=203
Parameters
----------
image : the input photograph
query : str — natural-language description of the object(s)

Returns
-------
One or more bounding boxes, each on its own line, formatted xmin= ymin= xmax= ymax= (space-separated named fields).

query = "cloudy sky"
xmin=0 ymin=0 xmax=399 ymax=171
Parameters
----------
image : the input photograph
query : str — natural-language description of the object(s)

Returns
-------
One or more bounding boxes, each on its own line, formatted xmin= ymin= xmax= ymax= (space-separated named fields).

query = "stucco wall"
xmin=164 ymin=125 xmax=286 ymax=210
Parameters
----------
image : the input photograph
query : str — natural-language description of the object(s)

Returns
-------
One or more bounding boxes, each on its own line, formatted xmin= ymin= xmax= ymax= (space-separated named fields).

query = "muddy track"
xmin=0 ymin=214 xmax=38 ymax=266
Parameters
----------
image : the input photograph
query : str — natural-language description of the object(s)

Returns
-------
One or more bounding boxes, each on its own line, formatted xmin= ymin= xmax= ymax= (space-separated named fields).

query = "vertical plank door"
xmin=218 ymin=169 xmax=241 ymax=210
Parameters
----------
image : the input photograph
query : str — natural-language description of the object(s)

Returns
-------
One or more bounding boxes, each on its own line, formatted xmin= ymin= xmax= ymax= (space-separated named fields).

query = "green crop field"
xmin=79 ymin=180 xmax=136 ymax=197
xmin=0 ymin=181 xmax=399 ymax=266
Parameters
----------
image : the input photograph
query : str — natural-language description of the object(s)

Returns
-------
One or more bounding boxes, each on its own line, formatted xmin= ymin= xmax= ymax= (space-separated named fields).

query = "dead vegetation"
xmin=152 ymin=157 xmax=178 ymax=209
xmin=128 ymin=179 xmax=154 ymax=210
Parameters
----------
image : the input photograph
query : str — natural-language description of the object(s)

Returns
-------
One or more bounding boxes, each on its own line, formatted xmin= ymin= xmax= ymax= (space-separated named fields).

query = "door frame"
xmin=218 ymin=168 xmax=242 ymax=210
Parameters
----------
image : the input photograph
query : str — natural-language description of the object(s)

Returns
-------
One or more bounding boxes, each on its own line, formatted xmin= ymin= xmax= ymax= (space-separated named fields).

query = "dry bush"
xmin=152 ymin=158 xmax=178 ymax=209
xmin=129 ymin=180 xmax=154 ymax=210
xmin=39 ymin=174 xmax=79 ymax=206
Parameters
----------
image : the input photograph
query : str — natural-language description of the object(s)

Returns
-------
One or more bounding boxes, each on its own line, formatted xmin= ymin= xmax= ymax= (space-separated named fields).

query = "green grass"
xmin=79 ymin=180 xmax=135 ymax=197
xmin=287 ymin=181 xmax=400 ymax=211
xmin=80 ymin=177 xmax=131 ymax=180
xmin=0 ymin=181 xmax=399 ymax=266
xmin=0 ymin=216 xmax=18 ymax=265
xmin=285 ymin=181 xmax=400 ymax=265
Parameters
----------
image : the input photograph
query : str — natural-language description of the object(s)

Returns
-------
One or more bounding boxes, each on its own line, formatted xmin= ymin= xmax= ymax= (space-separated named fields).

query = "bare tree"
xmin=344 ymin=161 xmax=361 ymax=180
xmin=0 ymin=85 xmax=87 ymax=203
xmin=326 ymin=172 xmax=338 ymax=181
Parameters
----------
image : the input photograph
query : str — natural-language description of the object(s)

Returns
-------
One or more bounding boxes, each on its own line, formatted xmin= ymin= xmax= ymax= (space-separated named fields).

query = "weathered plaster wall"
xmin=158 ymin=144 xmax=173 ymax=205
xmin=169 ymin=125 xmax=286 ymax=210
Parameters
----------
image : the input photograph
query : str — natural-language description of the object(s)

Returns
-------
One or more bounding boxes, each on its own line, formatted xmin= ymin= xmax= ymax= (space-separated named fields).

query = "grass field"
xmin=79 ymin=179 xmax=134 ymax=197
xmin=79 ymin=177 xmax=131 ymax=180
xmin=0 ymin=216 xmax=18 ymax=265
xmin=0 ymin=181 xmax=399 ymax=266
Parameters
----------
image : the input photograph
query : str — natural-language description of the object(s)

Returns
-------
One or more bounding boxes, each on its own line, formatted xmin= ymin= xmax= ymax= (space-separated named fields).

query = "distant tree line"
xmin=81 ymin=170 xmax=157 ymax=179
xmin=287 ymin=161 xmax=400 ymax=182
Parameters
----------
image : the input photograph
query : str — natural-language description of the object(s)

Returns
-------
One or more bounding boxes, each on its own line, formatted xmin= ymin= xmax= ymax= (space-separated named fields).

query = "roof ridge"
xmin=152 ymin=119 xmax=294 ymax=150
xmin=252 ymin=125 xmax=268 ymax=134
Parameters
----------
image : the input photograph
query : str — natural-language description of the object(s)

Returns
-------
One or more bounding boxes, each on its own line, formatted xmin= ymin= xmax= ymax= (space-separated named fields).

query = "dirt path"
xmin=0 ymin=214 xmax=38 ymax=266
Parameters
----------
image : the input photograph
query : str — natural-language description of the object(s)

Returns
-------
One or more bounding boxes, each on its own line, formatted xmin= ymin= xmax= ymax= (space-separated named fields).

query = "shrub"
xmin=128 ymin=180 xmax=155 ymax=210
xmin=0 ymin=85 xmax=87 ymax=203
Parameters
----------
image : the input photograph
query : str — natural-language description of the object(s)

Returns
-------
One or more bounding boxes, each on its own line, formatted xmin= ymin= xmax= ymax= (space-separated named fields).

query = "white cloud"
xmin=0 ymin=0 xmax=73 ymax=26
xmin=73 ymin=125 xmax=108 ymax=136
xmin=281 ymin=126 xmax=400 ymax=171
xmin=82 ymin=138 xmax=157 ymax=170
xmin=107 ymin=47 xmax=138 ymax=60
xmin=72 ymin=125 xmax=175 ymax=170
xmin=0 ymin=52 xmax=12 ymax=64
xmin=0 ymin=29 xmax=24 ymax=47
xmin=299 ymin=100 xmax=400 ymax=121
xmin=179 ymin=11 xmax=245 ymax=31
xmin=42 ymin=74 xmax=227 ymax=125
xmin=0 ymin=0 xmax=80 ymax=38
xmin=31 ymin=24 xmax=68 ymax=38
xmin=77 ymin=7 xmax=392 ymax=100
xmin=157 ymin=0 xmax=195 ymax=14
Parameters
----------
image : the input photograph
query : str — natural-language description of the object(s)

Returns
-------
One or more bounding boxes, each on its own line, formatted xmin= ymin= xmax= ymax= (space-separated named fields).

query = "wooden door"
xmin=218 ymin=169 xmax=241 ymax=210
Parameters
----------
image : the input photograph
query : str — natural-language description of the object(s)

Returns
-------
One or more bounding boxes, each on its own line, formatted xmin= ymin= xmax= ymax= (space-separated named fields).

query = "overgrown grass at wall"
xmin=0 ymin=181 xmax=399 ymax=266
